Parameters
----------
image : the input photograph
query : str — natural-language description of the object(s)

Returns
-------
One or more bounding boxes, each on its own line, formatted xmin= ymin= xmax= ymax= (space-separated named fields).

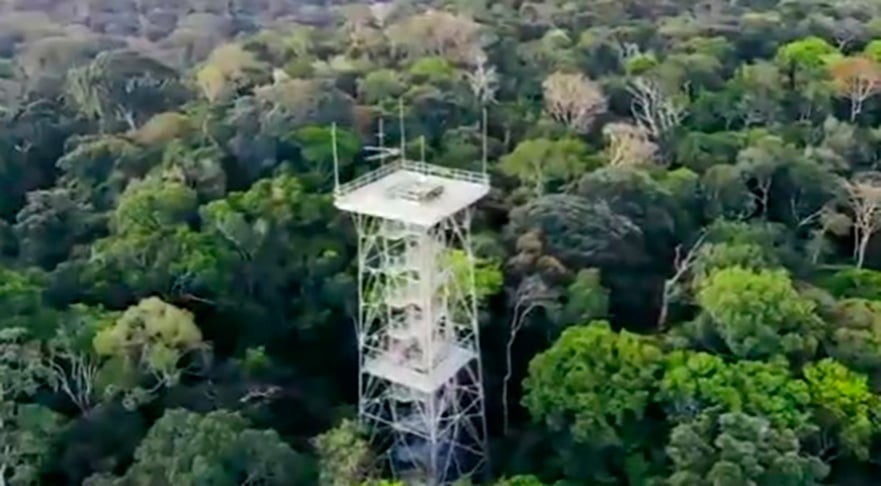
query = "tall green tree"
xmin=666 ymin=412 xmax=828 ymax=485
xmin=522 ymin=321 xmax=665 ymax=483
xmin=86 ymin=408 xmax=306 ymax=485
xmin=695 ymin=267 xmax=824 ymax=359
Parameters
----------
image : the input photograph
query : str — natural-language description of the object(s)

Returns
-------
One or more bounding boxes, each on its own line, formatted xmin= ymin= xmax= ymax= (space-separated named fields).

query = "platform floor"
xmin=364 ymin=345 xmax=476 ymax=394
xmin=334 ymin=164 xmax=489 ymax=227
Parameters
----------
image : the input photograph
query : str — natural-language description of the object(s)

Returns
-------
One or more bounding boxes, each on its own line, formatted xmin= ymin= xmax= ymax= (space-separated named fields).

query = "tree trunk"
xmin=532 ymin=170 xmax=545 ymax=198
xmin=503 ymin=302 xmax=535 ymax=436
xmin=502 ymin=305 xmax=521 ymax=437
xmin=857 ymin=230 xmax=871 ymax=269
xmin=657 ymin=282 xmax=670 ymax=331
xmin=502 ymin=327 xmax=516 ymax=437
xmin=809 ymin=230 xmax=824 ymax=265
xmin=851 ymin=97 xmax=861 ymax=123
xmin=481 ymin=106 xmax=488 ymax=175
xmin=122 ymin=110 xmax=137 ymax=132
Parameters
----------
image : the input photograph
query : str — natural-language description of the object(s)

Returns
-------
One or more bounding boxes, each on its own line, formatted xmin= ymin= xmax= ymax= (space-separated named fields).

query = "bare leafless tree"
xmin=44 ymin=346 xmax=100 ymax=414
xmin=602 ymin=122 xmax=659 ymax=167
xmin=834 ymin=18 xmax=863 ymax=50
xmin=36 ymin=318 xmax=105 ymax=414
xmin=542 ymin=71 xmax=608 ymax=133
xmin=829 ymin=56 xmax=881 ymax=122
xmin=800 ymin=204 xmax=852 ymax=265
xmin=369 ymin=1 xmax=396 ymax=29
xmin=502 ymin=275 xmax=560 ymax=436
xmin=658 ymin=231 xmax=707 ymax=331
xmin=240 ymin=384 xmax=282 ymax=404
xmin=844 ymin=172 xmax=881 ymax=268
xmin=465 ymin=49 xmax=498 ymax=175
xmin=627 ymin=76 xmax=687 ymax=140
xmin=386 ymin=9 xmax=482 ymax=63
xmin=617 ymin=41 xmax=643 ymax=64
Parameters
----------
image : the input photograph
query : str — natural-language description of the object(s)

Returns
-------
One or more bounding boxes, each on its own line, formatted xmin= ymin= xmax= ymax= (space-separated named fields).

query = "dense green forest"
xmin=7 ymin=0 xmax=881 ymax=484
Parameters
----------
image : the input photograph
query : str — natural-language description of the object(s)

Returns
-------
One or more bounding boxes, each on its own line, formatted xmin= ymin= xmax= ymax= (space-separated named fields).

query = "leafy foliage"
xmin=666 ymin=412 xmax=829 ymax=485
xmin=86 ymin=408 xmax=307 ymax=485
xmin=695 ymin=267 xmax=824 ymax=359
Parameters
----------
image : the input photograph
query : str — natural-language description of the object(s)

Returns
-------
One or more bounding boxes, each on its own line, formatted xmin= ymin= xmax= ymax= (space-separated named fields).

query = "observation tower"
xmin=332 ymin=118 xmax=490 ymax=485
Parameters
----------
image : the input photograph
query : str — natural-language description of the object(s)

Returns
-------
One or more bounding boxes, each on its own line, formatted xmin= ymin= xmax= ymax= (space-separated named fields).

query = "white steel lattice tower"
xmin=332 ymin=125 xmax=490 ymax=485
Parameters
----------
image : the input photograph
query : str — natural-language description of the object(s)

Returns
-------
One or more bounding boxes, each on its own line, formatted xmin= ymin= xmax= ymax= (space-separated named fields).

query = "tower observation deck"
xmin=333 ymin=130 xmax=490 ymax=485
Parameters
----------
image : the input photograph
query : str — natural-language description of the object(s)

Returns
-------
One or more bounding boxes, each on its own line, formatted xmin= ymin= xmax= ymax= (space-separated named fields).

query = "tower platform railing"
xmin=335 ymin=160 xmax=489 ymax=199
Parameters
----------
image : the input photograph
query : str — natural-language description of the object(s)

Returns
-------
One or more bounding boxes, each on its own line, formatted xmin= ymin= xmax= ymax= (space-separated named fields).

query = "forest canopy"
xmin=3 ymin=0 xmax=881 ymax=485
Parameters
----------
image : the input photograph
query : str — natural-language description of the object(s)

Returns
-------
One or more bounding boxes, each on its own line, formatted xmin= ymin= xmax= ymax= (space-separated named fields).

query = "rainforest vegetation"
xmin=6 ymin=0 xmax=881 ymax=484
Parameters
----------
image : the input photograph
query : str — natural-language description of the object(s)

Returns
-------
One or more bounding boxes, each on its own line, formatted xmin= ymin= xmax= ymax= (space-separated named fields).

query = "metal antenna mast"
xmin=398 ymin=98 xmax=406 ymax=161
xmin=332 ymin=107 xmax=490 ymax=485
xmin=365 ymin=117 xmax=400 ymax=165
xmin=332 ymin=122 xmax=340 ymax=193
